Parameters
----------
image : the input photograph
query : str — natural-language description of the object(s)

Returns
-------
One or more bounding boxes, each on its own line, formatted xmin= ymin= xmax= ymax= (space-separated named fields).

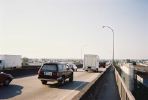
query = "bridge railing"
xmin=115 ymin=68 xmax=135 ymax=100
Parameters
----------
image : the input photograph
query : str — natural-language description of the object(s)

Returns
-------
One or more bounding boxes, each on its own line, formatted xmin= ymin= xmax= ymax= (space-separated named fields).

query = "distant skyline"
xmin=0 ymin=0 xmax=148 ymax=59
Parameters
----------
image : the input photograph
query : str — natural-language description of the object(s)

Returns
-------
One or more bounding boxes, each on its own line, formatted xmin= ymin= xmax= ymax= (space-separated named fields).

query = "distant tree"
xmin=126 ymin=59 xmax=131 ymax=63
xmin=132 ymin=61 xmax=136 ymax=65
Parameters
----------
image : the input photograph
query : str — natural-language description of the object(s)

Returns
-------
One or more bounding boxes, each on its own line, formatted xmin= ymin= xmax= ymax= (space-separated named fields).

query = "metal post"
xmin=102 ymin=26 xmax=114 ymax=65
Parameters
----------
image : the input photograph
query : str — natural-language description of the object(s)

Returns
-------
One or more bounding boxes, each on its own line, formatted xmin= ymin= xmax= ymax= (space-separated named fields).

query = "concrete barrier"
xmin=0 ymin=66 xmax=40 ymax=78
xmin=71 ymin=66 xmax=110 ymax=100
xmin=115 ymin=68 xmax=135 ymax=100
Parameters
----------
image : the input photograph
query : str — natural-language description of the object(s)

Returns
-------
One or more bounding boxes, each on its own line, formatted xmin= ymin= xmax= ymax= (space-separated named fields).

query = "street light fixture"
xmin=102 ymin=26 xmax=115 ymax=65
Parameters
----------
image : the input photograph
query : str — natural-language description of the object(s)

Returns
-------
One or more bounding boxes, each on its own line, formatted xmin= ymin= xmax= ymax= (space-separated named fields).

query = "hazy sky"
xmin=0 ymin=0 xmax=148 ymax=59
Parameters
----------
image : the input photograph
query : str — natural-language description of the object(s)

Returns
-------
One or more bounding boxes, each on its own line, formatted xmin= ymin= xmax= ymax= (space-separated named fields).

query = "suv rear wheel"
xmin=58 ymin=77 xmax=65 ymax=86
xmin=4 ymin=79 xmax=11 ymax=86
xmin=41 ymin=80 xmax=47 ymax=85
xmin=69 ymin=74 xmax=73 ymax=82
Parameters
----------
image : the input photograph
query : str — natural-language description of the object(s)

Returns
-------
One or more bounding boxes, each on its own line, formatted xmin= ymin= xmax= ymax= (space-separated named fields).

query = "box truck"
xmin=0 ymin=55 xmax=22 ymax=69
xmin=83 ymin=54 xmax=99 ymax=72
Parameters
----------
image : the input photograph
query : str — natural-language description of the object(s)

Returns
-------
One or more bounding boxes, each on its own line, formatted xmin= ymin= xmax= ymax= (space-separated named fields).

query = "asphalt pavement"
xmin=0 ymin=69 xmax=101 ymax=100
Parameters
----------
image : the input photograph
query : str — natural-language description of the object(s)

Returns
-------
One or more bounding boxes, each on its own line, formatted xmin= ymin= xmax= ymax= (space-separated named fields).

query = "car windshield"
xmin=42 ymin=64 xmax=57 ymax=71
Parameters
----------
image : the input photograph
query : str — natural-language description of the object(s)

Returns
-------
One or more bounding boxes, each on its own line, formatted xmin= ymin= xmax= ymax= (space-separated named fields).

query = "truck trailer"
xmin=83 ymin=54 xmax=99 ymax=72
xmin=0 ymin=55 xmax=22 ymax=69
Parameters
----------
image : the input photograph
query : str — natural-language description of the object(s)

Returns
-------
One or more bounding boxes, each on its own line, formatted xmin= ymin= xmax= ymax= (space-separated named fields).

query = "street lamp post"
xmin=102 ymin=26 xmax=115 ymax=64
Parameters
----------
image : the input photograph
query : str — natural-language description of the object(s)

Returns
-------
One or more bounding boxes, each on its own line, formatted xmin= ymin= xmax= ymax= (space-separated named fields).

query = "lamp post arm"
xmin=102 ymin=26 xmax=115 ymax=64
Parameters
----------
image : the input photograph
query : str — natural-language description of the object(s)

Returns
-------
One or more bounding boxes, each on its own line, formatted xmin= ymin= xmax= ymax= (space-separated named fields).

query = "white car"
xmin=68 ymin=64 xmax=78 ymax=72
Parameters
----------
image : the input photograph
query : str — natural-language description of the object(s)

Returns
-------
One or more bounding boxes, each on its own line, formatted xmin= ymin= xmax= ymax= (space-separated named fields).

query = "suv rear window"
xmin=41 ymin=64 xmax=57 ymax=71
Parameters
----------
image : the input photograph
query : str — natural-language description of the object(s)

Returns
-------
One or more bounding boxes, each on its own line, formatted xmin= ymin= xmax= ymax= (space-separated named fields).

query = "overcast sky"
xmin=0 ymin=0 xmax=148 ymax=59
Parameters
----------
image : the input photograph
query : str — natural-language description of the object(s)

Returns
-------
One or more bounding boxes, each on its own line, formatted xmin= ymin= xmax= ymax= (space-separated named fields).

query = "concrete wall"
xmin=0 ymin=66 xmax=40 ymax=78
xmin=115 ymin=68 xmax=135 ymax=100
xmin=120 ymin=63 xmax=135 ymax=92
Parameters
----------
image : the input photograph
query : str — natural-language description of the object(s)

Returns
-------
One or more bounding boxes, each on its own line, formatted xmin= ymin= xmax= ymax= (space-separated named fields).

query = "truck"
xmin=83 ymin=54 xmax=99 ymax=72
xmin=0 ymin=55 xmax=22 ymax=69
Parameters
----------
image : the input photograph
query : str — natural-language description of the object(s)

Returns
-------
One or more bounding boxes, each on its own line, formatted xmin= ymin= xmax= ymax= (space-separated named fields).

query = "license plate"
xmin=44 ymin=72 xmax=52 ymax=76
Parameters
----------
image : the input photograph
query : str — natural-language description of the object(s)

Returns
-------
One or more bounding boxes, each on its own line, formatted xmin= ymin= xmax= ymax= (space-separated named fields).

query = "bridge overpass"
xmin=0 ymin=66 xmax=135 ymax=100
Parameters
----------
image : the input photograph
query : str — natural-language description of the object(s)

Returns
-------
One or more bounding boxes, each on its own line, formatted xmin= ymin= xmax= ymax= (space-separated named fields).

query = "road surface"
xmin=0 ymin=69 xmax=101 ymax=100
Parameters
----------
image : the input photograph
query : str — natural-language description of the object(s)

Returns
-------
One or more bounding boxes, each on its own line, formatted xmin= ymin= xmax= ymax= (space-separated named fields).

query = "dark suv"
xmin=38 ymin=63 xmax=73 ymax=85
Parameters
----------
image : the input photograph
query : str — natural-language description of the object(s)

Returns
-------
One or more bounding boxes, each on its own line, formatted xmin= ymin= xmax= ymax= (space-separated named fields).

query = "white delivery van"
xmin=0 ymin=55 xmax=22 ymax=69
xmin=83 ymin=54 xmax=99 ymax=72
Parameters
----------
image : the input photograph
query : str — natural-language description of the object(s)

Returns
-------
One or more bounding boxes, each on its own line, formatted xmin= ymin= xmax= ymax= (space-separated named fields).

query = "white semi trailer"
xmin=83 ymin=54 xmax=100 ymax=72
xmin=0 ymin=55 xmax=22 ymax=69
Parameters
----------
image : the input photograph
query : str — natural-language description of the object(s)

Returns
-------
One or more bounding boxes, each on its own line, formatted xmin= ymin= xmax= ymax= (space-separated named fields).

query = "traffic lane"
xmin=13 ymin=72 xmax=99 ymax=100
xmin=10 ymin=71 xmax=88 ymax=100
xmin=0 ymin=69 xmax=100 ymax=100
xmin=11 ymin=71 xmax=99 ymax=100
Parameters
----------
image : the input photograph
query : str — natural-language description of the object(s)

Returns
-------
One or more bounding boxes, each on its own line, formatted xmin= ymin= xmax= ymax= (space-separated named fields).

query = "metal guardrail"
xmin=115 ymin=68 xmax=135 ymax=100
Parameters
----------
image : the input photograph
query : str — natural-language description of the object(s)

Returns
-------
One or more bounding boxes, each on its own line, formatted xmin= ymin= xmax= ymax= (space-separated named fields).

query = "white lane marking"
xmin=60 ymin=73 xmax=99 ymax=100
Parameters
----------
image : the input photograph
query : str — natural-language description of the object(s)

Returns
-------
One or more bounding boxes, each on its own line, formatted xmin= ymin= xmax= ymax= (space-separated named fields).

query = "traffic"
xmin=0 ymin=54 xmax=108 ymax=100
